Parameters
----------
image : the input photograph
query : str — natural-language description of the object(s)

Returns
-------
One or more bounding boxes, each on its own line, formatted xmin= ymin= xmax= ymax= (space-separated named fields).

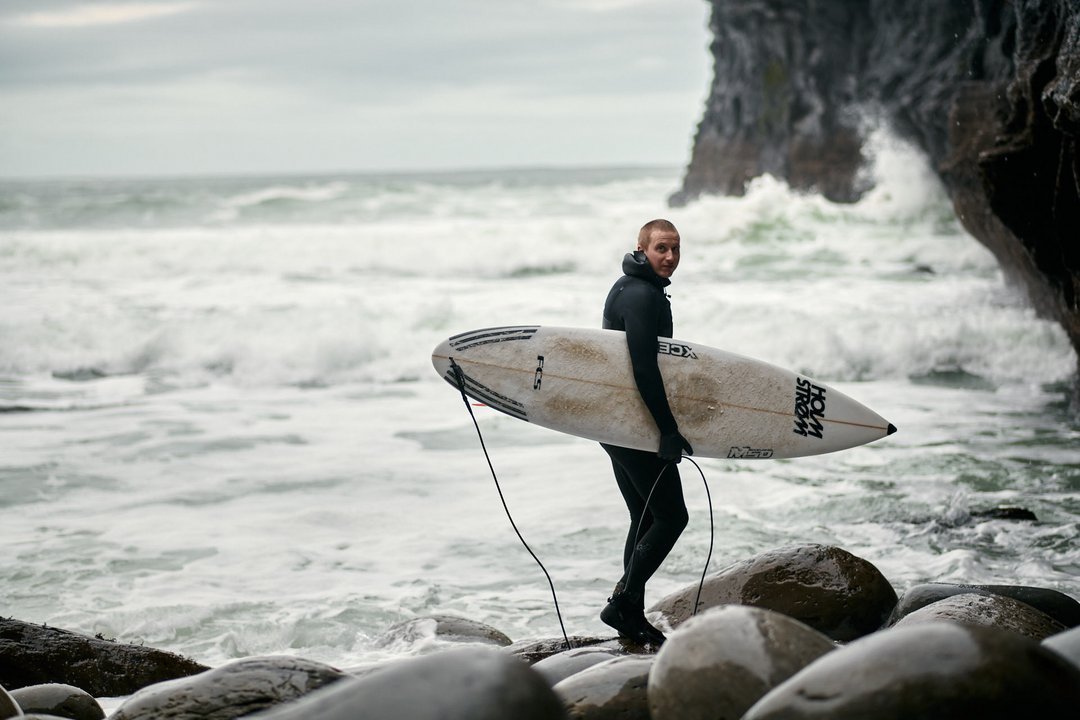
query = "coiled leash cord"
xmin=449 ymin=358 xmax=715 ymax=649
xmin=624 ymin=456 xmax=714 ymax=618
xmin=449 ymin=359 xmax=572 ymax=650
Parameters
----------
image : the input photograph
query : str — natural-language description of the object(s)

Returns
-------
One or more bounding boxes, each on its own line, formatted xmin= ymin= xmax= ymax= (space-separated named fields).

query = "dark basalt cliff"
xmin=674 ymin=0 xmax=1080 ymax=374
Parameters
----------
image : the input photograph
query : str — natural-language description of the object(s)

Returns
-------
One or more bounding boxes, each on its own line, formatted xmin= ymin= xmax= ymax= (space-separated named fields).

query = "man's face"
xmin=639 ymin=230 xmax=681 ymax=279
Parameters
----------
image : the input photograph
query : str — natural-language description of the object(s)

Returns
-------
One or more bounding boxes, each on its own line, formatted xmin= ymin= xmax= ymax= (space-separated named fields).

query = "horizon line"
xmin=0 ymin=162 xmax=687 ymax=185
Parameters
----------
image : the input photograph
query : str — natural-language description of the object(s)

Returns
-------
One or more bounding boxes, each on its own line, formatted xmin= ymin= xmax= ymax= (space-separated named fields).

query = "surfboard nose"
xmin=887 ymin=423 xmax=898 ymax=436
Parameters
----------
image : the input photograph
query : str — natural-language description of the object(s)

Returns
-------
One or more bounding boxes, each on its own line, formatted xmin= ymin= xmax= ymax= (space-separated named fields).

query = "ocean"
xmin=2 ymin=134 xmax=1078 ymax=677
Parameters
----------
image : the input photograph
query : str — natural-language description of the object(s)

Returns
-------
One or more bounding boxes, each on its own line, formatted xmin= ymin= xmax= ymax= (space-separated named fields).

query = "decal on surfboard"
xmin=727 ymin=446 xmax=775 ymax=459
xmin=657 ymin=340 xmax=697 ymax=359
xmin=443 ymin=366 xmax=528 ymax=421
xmin=449 ymin=326 xmax=539 ymax=351
xmin=793 ymin=376 xmax=827 ymax=439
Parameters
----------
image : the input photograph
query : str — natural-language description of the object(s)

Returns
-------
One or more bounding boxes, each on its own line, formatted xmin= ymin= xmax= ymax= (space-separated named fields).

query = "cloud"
xmin=8 ymin=2 xmax=199 ymax=28
xmin=0 ymin=0 xmax=711 ymax=176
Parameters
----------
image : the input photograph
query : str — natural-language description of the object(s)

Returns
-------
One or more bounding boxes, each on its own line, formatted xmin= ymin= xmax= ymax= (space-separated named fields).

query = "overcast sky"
xmin=0 ymin=0 xmax=712 ymax=178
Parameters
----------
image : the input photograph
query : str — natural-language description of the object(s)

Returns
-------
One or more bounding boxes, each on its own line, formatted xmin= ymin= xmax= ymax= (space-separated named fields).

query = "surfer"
xmin=599 ymin=218 xmax=694 ymax=645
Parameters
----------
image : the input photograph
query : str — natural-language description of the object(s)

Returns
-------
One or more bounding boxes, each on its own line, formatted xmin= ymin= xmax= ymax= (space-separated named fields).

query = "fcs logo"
xmin=658 ymin=341 xmax=697 ymax=359
xmin=533 ymin=355 xmax=545 ymax=390
xmin=727 ymin=446 xmax=774 ymax=459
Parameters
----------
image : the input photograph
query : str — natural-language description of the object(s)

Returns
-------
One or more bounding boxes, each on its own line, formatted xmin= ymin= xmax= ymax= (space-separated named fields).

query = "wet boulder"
xmin=742 ymin=623 xmax=1080 ymax=719
xmin=648 ymin=605 xmax=835 ymax=720
xmin=8 ymin=685 xmax=102 ymax=720
xmin=532 ymin=646 xmax=629 ymax=686
xmin=0 ymin=685 xmax=20 ymax=719
xmin=969 ymin=507 xmax=1038 ymax=521
xmin=892 ymin=593 xmax=1066 ymax=641
xmin=1043 ymin=625 xmax=1080 ymax=669
xmin=650 ymin=544 xmax=897 ymax=641
xmin=248 ymin=647 xmax=565 ymax=720
xmin=110 ymin=655 xmax=347 ymax=720
xmin=374 ymin=615 xmax=512 ymax=649
xmin=0 ymin=619 xmax=208 ymax=697
xmin=504 ymin=637 xmax=610 ymax=665
xmin=888 ymin=582 xmax=1080 ymax=628
xmin=553 ymin=655 xmax=653 ymax=720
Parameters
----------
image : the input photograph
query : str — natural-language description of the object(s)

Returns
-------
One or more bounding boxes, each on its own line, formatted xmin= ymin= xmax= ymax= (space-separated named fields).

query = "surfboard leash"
xmin=448 ymin=358 xmax=573 ymax=651
xmin=682 ymin=456 xmax=715 ymax=617
xmin=625 ymin=456 xmax=715 ymax=621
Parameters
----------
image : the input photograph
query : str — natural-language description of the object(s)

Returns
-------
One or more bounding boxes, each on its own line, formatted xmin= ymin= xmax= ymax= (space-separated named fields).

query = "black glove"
xmin=658 ymin=431 xmax=693 ymax=463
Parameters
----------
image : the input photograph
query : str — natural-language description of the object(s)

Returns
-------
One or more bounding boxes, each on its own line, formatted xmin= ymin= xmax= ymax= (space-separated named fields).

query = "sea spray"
xmin=1 ymin=163 xmax=1076 ymax=670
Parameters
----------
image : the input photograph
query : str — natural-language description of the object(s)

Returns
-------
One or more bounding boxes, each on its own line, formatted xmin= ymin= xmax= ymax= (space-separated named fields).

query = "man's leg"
xmin=605 ymin=448 xmax=654 ymax=575
xmin=600 ymin=443 xmax=688 ymax=644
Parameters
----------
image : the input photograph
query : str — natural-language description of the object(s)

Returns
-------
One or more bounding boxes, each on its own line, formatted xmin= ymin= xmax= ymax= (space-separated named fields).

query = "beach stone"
xmin=247 ymin=647 xmax=565 ymax=720
xmin=9 ymin=685 xmax=102 ymax=720
xmin=505 ymin=637 xmax=610 ymax=664
xmin=553 ymin=655 xmax=653 ymax=720
xmin=650 ymin=544 xmax=897 ymax=641
xmin=532 ymin=646 xmax=629 ymax=686
xmin=892 ymin=593 xmax=1066 ymax=641
xmin=888 ymin=582 xmax=1080 ymax=628
xmin=110 ymin=655 xmax=346 ymax=720
xmin=742 ymin=623 xmax=1080 ymax=718
xmin=0 ymin=685 xmax=20 ymax=719
xmin=1043 ymin=625 xmax=1080 ymax=669
xmin=374 ymin=615 xmax=512 ymax=648
xmin=648 ymin=605 xmax=835 ymax=720
xmin=970 ymin=506 xmax=1038 ymax=521
xmin=0 ymin=618 xmax=208 ymax=696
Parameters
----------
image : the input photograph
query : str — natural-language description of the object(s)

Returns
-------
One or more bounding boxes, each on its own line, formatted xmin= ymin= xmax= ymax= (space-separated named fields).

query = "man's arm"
xmin=617 ymin=283 xmax=693 ymax=461
xmin=622 ymin=295 xmax=679 ymax=437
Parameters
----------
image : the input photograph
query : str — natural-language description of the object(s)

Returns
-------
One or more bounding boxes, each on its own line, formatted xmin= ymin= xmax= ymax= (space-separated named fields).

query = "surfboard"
xmin=431 ymin=325 xmax=896 ymax=460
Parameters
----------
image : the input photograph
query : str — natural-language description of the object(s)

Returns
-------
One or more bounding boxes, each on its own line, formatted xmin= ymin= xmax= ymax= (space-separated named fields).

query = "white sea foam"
xmin=0 ymin=163 xmax=1077 ymax=672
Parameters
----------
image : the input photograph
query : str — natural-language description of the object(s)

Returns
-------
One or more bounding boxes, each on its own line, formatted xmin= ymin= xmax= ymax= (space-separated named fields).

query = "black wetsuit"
xmin=600 ymin=251 xmax=688 ymax=601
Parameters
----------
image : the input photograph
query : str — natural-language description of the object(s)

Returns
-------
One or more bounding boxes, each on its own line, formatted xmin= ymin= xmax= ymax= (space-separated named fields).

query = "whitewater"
xmin=1 ymin=137 xmax=1078 ymax=676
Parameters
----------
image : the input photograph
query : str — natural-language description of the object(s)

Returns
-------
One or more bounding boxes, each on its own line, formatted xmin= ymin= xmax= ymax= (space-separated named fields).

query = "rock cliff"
xmin=674 ymin=0 xmax=1080 ymax=377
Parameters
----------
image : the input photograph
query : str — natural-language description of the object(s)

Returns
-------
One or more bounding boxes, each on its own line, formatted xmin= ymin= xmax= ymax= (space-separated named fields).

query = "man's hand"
xmin=658 ymin=431 xmax=693 ymax=463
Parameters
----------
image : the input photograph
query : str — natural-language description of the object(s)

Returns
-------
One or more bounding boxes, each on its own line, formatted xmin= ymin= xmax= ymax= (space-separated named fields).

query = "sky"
xmin=0 ymin=0 xmax=712 ymax=178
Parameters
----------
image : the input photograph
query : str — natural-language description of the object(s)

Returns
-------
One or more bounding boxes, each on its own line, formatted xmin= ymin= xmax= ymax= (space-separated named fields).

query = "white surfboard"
xmin=431 ymin=325 xmax=895 ymax=459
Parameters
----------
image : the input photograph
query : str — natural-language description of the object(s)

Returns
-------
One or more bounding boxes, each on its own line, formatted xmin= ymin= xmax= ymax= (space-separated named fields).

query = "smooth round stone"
xmin=505 ymin=637 xmax=610 ymax=665
xmin=742 ymin=623 xmax=1080 ymax=718
xmin=111 ymin=655 xmax=347 ymax=720
xmin=1043 ymin=625 xmax=1080 ymax=669
xmin=888 ymin=583 xmax=1080 ymax=628
xmin=650 ymin=544 xmax=897 ymax=641
xmin=10 ymin=684 xmax=104 ymax=720
xmin=648 ymin=605 xmax=835 ymax=720
xmin=532 ymin=646 xmax=628 ymax=686
xmin=0 ymin=685 xmax=20 ymax=720
xmin=892 ymin=593 xmax=1066 ymax=640
xmin=554 ymin=655 xmax=653 ymax=720
xmin=248 ymin=647 xmax=564 ymax=720
xmin=374 ymin=615 xmax=512 ymax=648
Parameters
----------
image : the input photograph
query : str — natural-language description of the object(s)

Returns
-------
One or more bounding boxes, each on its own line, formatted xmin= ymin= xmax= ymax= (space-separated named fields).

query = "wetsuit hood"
xmin=623 ymin=251 xmax=671 ymax=288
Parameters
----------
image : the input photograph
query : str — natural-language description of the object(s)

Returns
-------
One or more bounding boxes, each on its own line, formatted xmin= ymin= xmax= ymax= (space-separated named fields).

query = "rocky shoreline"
xmin=3 ymin=543 xmax=1079 ymax=719
xmin=673 ymin=0 xmax=1080 ymax=390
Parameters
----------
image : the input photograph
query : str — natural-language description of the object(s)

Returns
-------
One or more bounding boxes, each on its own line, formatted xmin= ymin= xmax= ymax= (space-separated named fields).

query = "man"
xmin=599 ymin=218 xmax=693 ymax=645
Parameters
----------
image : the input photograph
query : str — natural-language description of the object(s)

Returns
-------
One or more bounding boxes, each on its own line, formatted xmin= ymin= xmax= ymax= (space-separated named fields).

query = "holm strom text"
xmin=793 ymin=377 xmax=826 ymax=438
